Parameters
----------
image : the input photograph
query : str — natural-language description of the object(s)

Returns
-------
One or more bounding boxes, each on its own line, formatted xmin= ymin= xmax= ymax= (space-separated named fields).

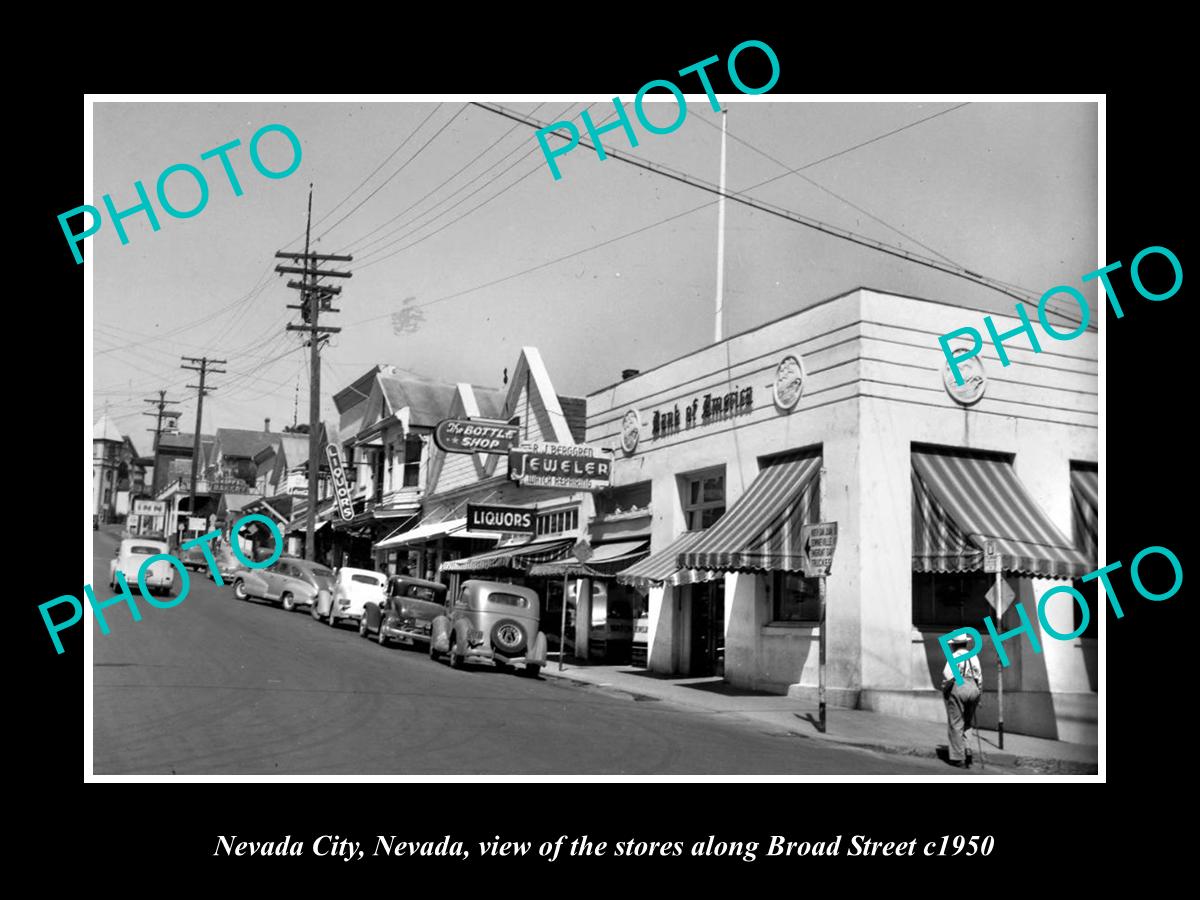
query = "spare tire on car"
xmin=490 ymin=619 xmax=528 ymax=656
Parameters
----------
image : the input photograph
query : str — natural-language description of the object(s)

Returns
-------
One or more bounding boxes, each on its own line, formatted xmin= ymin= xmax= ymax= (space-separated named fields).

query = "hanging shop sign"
xmin=324 ymin=443 xmax=355 ymax=520
xmin=466 ymin=504 xmax=536 ymax=534
xmin=800 ymin=522 xmax=838 ymax=577
xmin=508 ymin=442 xmax=612 ymax=490
xmin=132 ymin=499 xmax=165 ymax=518
xmin=433 ymin=418 xmax=521 ymax=454
xmin=773 ymin=354 xmax=806 ymax=410
xmin=648 ymin=385 xmax=754 ymax=441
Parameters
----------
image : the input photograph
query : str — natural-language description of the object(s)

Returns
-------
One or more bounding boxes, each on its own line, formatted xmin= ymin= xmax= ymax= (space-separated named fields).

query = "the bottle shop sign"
xmin=324 ymin=443 xmax=355 ymax=520
xmin=434 ymin=418 xmax=521 ymax=454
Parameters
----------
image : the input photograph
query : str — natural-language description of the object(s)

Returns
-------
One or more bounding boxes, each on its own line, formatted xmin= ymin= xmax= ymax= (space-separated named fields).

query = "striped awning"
xmin=616 ymin=530 xmax=724 ymax=589
xmin=440 ymin=537 xmax=575 ymax=574
xmin=1070 ymin=464 xmax=1098 ymax=561
xmin=528 ymin=540 xmax=650 ymax=578
xmin=911 ymin=447 xmax=1092 ymax=578
xmin=677 ymin=454 xmax=822 ymax=574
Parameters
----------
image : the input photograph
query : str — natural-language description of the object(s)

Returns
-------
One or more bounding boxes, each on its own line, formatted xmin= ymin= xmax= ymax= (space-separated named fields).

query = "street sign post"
xmin=803 ymin=492 xmax=835 ymax=732
xmin=982 ymin=540 xmax=1005 ymax=748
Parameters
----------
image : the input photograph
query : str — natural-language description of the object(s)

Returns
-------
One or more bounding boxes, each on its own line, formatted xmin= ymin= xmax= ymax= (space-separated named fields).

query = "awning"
xmin=1070 ymin=465 xmax=1098 ymax=561
xmin=616 ymin=530 xmax=723 ymax=589
xmin=911 ymin=447 xmax=1092 ymax=578
xmin=677 ymin=454 xmax=822 ymax=573
xmin=527 ymin=540 xmax=650 ymax=578
xmin=374 ymin=517 xmax=500 ymax=550
xmin=440 ymin=536 xmax=575 ymax=573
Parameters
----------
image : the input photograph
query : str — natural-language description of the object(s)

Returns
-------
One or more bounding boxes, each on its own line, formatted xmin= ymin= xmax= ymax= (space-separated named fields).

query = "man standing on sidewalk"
xmin=942 ymin=633 xmax=983 ymax=768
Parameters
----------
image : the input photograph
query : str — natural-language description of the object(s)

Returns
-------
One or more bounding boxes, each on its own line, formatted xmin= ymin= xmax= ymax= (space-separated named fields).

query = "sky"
xmin=91 ymin=98 xmax=1097 ymax=450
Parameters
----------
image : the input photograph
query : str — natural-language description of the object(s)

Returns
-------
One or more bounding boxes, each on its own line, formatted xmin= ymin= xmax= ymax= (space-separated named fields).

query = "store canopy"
xmin=440 ymin=536 xmax=575 ymax=574
xmin=911 ymin=447 xmax=1092 ymax=578
xmin=527 ymin=540 xmax=650 ymax=578
xmin=374 ymin=517 xmax=499 ymax=551
xmin=1070 ymin=465 xmax=1098 ymax=561
xmin=677 ymin=454 xmax=822 ymax=574
xmin=616 ymin=530 xmax=722 ymax=589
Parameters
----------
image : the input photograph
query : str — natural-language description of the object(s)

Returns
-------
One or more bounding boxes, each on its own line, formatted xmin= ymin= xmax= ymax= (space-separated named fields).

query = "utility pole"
xmin=180 ymin=356 xmax=225 ymax=534
xmin=276 ymin=184 xmax=352 ymax=562
xmin=143 ymin=389 xmax=181 ymax=493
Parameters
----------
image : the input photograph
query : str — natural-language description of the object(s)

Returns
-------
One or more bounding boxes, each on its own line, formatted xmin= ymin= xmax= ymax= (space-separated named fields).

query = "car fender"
xmin=528 ymin=631 xmax=548 ymax=666
xmin=431 ymin=616 xmax=452 ymax=653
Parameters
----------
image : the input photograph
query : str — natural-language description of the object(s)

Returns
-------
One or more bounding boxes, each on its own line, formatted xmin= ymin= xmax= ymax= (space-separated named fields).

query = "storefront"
xmin=588 ymin=287 xmax=1098 ymax=742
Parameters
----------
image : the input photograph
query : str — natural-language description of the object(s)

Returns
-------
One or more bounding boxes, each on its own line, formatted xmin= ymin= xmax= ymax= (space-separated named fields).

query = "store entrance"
xmin=689 ymin=580 xmax=725 ymax=677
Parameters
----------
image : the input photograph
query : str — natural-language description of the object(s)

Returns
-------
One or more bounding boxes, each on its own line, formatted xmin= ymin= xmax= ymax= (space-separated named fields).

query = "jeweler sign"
xmin=800 ymin=522 xmax=838 ymax=577
xmin=507 ymin=442 xmax=611 ymax=490
xmin=324 ymin=443 xmax=355 ymax=520
xmin=434 ymin=418 xmax=521 ymax=454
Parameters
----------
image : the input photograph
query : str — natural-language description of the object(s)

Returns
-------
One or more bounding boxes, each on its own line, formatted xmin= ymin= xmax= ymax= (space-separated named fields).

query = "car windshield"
xmin=404 ymin=586 xmax=441 ymax=602
xmin=487 ymin=592 xmax=529 ymax=609
xmin=129 ymin=546 xmax=164 ymax=556
xmin=310 ymin=565 xmax=333 ymax=577
xmin=351 ymin=574 xmax=383 ymax=586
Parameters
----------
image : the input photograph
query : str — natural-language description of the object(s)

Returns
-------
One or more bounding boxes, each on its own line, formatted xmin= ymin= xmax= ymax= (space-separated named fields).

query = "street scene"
xmin=90 ymin=98 xmax=1099 ymax=776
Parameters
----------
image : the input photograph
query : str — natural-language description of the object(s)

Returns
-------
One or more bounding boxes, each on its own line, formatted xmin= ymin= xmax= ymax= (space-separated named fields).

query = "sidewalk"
xmin=541 ymin=662 xmax=1098 ymax=775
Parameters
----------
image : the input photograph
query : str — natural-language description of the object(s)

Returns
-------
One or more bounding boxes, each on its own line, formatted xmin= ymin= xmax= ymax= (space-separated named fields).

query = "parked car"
xmin=206 ymin=543 xmax=247 ymax=582
xmin=430 ymin=580 xmax=547 ymax=676
xmin=110 ymin=538 xmax=175 ymax=596
xmin=359 ymin=575 xmax=447 ymax=647
xmin=313 ymin=567 xmax=387 ymax=628
xmin=232 ymin=557 xmax=334 ymax=611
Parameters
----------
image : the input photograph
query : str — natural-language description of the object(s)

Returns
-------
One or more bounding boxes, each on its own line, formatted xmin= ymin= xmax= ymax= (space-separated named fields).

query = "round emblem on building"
xmin=942 ymin=351 xmax=987 ymax=405
xmin=773 ymin=355 xmax=806 ymax=411
xmin=620 ymin=409 xmax=641 ymax=455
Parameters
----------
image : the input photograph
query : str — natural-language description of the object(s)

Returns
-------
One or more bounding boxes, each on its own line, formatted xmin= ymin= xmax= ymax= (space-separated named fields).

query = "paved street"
xmin=92 ymin=530 xmax=951 ymax=775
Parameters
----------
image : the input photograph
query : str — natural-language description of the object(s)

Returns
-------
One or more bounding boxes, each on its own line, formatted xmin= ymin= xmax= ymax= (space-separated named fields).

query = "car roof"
xmin=122 ymin=538 xmax=167 ymax=549
xmin=388 ymin=575 xmax=446 ymax=591
xmin=341 ymin=567 xmax=383 ymax=577
xmin=462 ymin=579 xmax=537 ymax=598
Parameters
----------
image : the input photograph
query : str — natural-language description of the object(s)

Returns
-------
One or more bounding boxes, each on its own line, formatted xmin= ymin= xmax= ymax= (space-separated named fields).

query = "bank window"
xmin=912 ymin=572 xmax=996 ymax=628
xmin=536 ymin=508 xmax=579 ymax=535
xmin=403 ymin=435 xmax=422 ymax=488
xmin=772 ymin=571 xmax=821 ymax=622
xmin=682 ymin=469 xmax=725 ymax=531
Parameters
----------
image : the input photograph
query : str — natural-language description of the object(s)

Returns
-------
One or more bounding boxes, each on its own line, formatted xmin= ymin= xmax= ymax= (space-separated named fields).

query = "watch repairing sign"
xmin=507 ymin=442 xmax=611 ymax=491
xmin=324 ymin=443 xmax=355 ymax=520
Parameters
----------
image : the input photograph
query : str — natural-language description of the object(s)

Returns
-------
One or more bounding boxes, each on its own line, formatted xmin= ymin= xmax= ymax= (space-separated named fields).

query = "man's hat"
xmin=949 ymin=632 xmax=973 ymax=646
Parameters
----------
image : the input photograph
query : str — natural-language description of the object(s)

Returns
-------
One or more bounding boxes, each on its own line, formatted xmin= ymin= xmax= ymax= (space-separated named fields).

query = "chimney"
xmin=621 ymin=369 xmax=640 ymax=380
xmin=264 ymin=417 xmax=271 ymax=432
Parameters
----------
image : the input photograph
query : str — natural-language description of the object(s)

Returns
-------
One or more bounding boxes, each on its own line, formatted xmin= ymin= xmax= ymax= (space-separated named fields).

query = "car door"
xmin=276 ymin=562 xmax=302 ymax=601
xmin=266 ymin=562 xmax=291 ymax=600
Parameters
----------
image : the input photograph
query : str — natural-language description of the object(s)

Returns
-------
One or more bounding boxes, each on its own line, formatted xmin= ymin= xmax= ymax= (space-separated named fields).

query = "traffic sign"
xmin=983 ymin=540 xmax=1002 ymax=573
xmin=985 ymin=576 xmax=1016 ymax=617
xmin=800 ymin=522 xmax=838 ymax=577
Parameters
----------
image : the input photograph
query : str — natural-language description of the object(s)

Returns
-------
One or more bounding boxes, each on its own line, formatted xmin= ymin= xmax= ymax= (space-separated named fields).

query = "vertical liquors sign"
xmin=325 ymin=443 xmax=355 ymax=521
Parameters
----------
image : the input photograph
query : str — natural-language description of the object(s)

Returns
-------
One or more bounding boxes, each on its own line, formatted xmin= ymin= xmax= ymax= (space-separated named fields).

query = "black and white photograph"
xmin=80 ymin=93 xmax=1107 ymax=780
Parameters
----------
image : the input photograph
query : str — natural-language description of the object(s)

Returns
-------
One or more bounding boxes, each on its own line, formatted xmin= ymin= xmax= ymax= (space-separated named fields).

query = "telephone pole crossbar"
xmin=180 ymin=356 xmax=226 ymax=535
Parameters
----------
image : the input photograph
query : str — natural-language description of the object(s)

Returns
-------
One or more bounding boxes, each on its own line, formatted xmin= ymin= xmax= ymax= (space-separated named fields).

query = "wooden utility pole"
xmin=276 ymin=185 xmax=352 ymax=562
xmin=180 ymin=357 xmax=225 ymax=532
xmin=143 ymin=389 xmax=181 ymax=493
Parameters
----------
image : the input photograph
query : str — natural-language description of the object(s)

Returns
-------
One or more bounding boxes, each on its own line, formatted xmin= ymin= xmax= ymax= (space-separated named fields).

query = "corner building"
xmin=589 ymin=288 xmax=1098 ymax=742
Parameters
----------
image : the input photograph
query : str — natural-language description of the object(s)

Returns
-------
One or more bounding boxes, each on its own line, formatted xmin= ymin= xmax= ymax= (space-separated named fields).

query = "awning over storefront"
xmin=440 ymin=536 xmax=575 ymax=574
xmin=911 ymin=447 xmax=1092 ymax=578
xmin=616 ymin=530 xmax=722 ymax=589
xmin=527 ymin=540 xmax=650 ymax=578
xmin=677 ymin=453 xmax=822 ymax=573
xmin=1070 ymin=465 xmax=1098 ymax=560
xmin=374 ymin=517 xmax=500 ymax=550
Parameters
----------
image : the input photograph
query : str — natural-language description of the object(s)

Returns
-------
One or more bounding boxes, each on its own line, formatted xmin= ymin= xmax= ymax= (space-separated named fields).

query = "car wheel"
xmin=377 ymin=625 xmax=388 ymax=647
xmin=448 ymin=632 xmax=463 ymax=669
xmin=490 ymin=619 xmax=528 ymax=656
xmin=281 ymin=593 xmax=295 ymax=612
xmin=359 ymin=616 xmax=369 ymax=638
xmin=429 ymin=639 xmax=441 ymax=661
xmin=233 ymin=580 xmax=248 ymax=601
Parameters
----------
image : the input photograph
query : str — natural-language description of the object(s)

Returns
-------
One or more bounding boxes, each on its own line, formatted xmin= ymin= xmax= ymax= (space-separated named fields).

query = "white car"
xmin=110 ymin=538 xmax=175 ymax=595
xmin=313 ymin=567 xmax=386 ymax=628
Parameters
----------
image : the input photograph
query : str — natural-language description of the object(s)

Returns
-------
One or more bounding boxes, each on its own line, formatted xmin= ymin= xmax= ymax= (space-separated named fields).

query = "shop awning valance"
xmin=616 ymin=530 xmax=723 ymax=589
xmin=527 ymin=540 xmax=650 ymax=578
xmin=1070 ymin=465 xmax=1098 ymax=561
xmin=911 ymin=447 xmax=1092 ymax=578
xmin=374 ymin=516 xmax=498 ymax=550
xmin=440 ymin=537 xmax=575 ymax=574
xmin=677 ymin=454 xmax=822 ymax=574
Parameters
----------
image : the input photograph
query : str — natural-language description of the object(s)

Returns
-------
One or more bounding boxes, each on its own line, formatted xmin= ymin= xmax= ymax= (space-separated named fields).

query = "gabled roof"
xmin=93 ymin=416 xmax=124 ymax=443
xmin=213 ymin=428 xmax=276 ymax=460
xmin=377 ymin=375 xmax=461 ymax=429
xmin=156 ymin=432 xmax=214 ymax=453
xmin=557 ymin=396 xmax=587 ymax=444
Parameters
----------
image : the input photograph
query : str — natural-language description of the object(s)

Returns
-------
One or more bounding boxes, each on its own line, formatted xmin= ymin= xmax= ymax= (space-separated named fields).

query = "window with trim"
xmin=771 ymin=571 xmax=822 ymax=622
xmin=403 ymin=435 xmax=422 ymax=488
xmin=536 ymin=508 xmax=579 ymax=535
xmin=912 ymin=571 xmax=996 ymax=628
xmin=681 ymin=469 xmax=725 ymax=531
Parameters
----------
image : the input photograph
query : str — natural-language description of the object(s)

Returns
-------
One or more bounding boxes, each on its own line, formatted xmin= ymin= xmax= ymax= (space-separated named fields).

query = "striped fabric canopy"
xmin=440 ymin=537 xmax=575 ymax=573
xmin=616 ymin=531 xmax=723 ymax=589
xmin=911 ymin=447 xmax=1092 ymax=578
xmin=1070 ymin=465 xmax=1098 ymax=560
xmin=677 ymin=454 xmax=822 ymax=574
xmin=528 ymin=540 xmax=650 ymax=578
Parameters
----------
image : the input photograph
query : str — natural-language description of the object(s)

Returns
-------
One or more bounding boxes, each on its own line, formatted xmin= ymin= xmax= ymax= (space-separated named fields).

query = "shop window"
xmin=912 ymin=571 xmax=997 ymax=628
xmin=681 ymin=468 xmax=725 ymax=531
xmin=403 ymin=435 xmax=422 ymax=488
xmin=771 ymin=571 xmax=822 ymax=622
xmin=536 ymin=507 xmax=578 ymax=535
xmin=594 ymin=481 xmax=652 ymax=519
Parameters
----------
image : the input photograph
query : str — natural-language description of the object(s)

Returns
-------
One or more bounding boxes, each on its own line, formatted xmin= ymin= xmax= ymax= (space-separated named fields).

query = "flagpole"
xmin=714 ymin=107 xmax=727 ymax=344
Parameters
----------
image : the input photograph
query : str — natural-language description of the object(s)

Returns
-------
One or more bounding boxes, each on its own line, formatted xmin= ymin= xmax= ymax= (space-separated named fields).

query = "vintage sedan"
xmin=313 ymin=567 xmax=387 ymax=627
xmin=429 ymin=580 xmax=547 ymax=676
xmin=359 ymin=575 xmax=447 ymax=647
xmin=232 ymin=557 xmax=334 ymax=611
xmin=109 ymin=538 xmax=175 ymax=596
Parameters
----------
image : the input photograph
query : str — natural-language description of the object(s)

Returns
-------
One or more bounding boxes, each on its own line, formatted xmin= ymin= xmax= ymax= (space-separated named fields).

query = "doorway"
xmin=689 ymin=580 xmax=725 ymax=676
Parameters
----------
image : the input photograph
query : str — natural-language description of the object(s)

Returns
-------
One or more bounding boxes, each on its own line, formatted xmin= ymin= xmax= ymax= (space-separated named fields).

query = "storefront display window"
xmin=912 ymin=571 xmax=995 ymax=628
xmin=682 ymin=468 xmax=725 ymax=531
xmin=772 ymin=571 xmax=821 ymax=622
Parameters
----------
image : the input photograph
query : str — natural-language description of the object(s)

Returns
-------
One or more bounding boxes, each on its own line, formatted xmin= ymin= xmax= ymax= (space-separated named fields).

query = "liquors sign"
xmin=324 ymin=443 xmax=355 ymax=520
